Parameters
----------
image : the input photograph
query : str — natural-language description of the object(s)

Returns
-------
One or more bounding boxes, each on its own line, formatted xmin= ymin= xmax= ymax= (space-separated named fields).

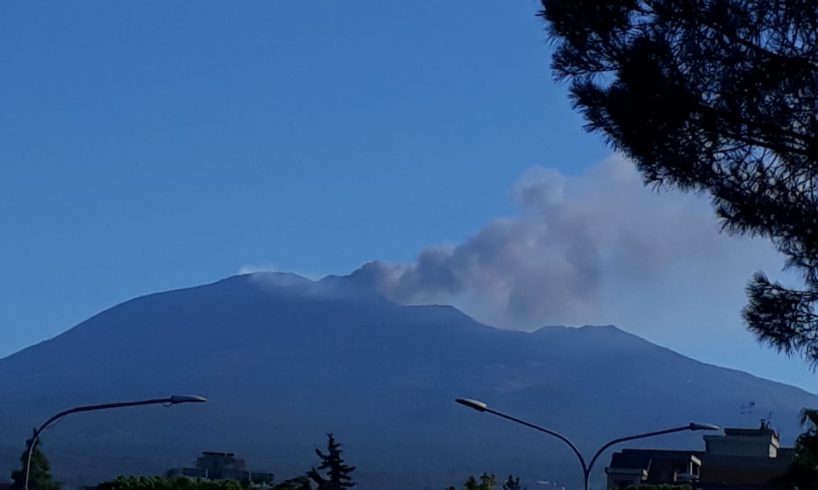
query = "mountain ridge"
xmin=1 ymin=273 xmax=815 ymax=489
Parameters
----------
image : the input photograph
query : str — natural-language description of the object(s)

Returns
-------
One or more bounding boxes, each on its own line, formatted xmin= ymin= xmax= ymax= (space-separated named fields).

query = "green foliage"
xmin=474 ymin=474 xmax=496 ymax=490
xmin=774 ymin=408 xmax=818 ymax=490
xmin=306 ymin=433 xmax=356 ymax=489
xmin=797 ymin=408 xmax=818 ymax=468
xmin=541 ymin=0 xmax=818 ymax=366
xmin=465 ymin=474 xmax=488 ymax=490
xmin=272 ymin=476 xmax=311 ymax=490
xmin=451 ymin=473 xmax=498 ymax=490
xmin=96 ymin=476 xmax=245 ymax=490
xmin=502 ymin=474 xmax=525 ymax=490
xmin=10 ymin=437 xmax=58 ymax=490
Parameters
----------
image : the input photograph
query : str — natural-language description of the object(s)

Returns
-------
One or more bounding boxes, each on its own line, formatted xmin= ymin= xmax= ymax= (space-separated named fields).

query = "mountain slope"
xmin=0 ymin=273 xmax=815 ymax=489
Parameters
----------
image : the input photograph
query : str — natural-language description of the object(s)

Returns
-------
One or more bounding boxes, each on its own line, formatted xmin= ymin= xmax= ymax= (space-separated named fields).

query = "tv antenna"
xmin=764 ymin=411 xmax=774 ymax=427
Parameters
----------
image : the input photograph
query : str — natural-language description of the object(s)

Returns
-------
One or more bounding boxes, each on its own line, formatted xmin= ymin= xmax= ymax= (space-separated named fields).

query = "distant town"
xmin=0 ymin=420 xmax=803 ymax=490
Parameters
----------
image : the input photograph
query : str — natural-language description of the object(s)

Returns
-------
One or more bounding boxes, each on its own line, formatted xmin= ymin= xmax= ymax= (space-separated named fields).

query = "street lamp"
xmin=455 ymin=398 xmax=719 ymax=490
xmin=24 ymin=394 xmax=207 ymax=490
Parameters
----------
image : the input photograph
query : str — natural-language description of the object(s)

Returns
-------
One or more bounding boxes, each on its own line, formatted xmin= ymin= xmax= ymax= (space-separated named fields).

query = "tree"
xmin=307 ymin=433 xmax=356 ymax=489
xmin=461 ymin=473 xmax=497 ymax=490
xmin=502 ymin=474 xmax=525 ymax=490
xmin=273 ymin=477 xmax=312 ymax=490
xmin=10 ymin=435 xmax=58 ymax=490
xmin=774 ymin=408 xmax=818 ymax=489
xmin=96 ymin=476 xmax=244 ymax=490
xmin=540 ymin=0 xmax=818 ymax=365
xmin=797 ymin=409 xmax=818 ymax=467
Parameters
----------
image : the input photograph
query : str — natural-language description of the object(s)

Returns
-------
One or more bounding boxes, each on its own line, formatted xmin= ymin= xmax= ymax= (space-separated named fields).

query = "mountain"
xmin=0 ymin=272 xmax=816 ymax=489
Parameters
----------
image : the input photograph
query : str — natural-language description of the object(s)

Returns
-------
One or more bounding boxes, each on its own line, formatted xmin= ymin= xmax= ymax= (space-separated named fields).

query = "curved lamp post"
xmin=455 ymin=398 xmax=719 ymax=490
xmin=24 ymin=394 xmax=207 ymax=490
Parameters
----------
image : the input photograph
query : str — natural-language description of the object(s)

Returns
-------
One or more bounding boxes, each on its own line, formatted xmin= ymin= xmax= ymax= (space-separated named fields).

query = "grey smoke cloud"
xmin=357 ymin=155 xmax=786 ymax=331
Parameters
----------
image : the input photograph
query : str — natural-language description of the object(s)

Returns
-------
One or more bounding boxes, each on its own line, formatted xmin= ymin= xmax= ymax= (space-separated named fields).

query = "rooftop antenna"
xmin=759 ymin=412 xmax=775 ymax=430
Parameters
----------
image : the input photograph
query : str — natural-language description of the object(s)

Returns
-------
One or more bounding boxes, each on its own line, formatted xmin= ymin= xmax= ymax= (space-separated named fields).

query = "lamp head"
xmin=455 ymin=398 xmax=488 ymax=412
xmin=169 ymin=395 xmax=208 ymax=405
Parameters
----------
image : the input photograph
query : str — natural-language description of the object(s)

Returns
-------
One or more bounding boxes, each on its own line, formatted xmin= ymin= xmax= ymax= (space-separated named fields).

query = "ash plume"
xmin=353 ymin=156 xmax=783 ymax=330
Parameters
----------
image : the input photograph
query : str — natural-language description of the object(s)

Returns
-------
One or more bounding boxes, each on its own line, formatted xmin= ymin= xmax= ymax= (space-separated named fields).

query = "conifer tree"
xmin=10 ymin=435 xmax=58 ymax=490
xmin=541 ymin=0 xmax=818 ymax=366
xmin=307 ymin=434 xmax=356 ymax=489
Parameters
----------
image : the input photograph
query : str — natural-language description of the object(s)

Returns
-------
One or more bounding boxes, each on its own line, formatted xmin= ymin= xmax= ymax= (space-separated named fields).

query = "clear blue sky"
xmin=2 ymin=1 xmax=814 ymax=392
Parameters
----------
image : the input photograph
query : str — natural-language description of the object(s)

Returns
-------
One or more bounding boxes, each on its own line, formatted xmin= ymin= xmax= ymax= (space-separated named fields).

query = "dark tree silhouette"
xmin=307 ymin=434 xmax=356 ymax=489
xmin=541 ymin=0 xmax=818 ymax=366
xmin=96 ymin=476 xmax=244 ymax=490
xmin=793 ymin=408 xmax=818 ymax=473
xmin=773 ymin=409 xmax=818 ymax=490
xmin=273 ymin=476 xmax=312 ymax=490
xmin=10 ymin=435 xmax=58 ymax=490
xmin=503 ymin=474 xmax=525 ymax=490
xmin=461 ymin=473 xmax=497 ymax=490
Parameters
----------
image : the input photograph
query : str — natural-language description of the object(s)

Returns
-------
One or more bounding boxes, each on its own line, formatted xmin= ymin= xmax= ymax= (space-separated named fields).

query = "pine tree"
xmin=307 ymin=433 xmax=356 ymax=489
xmin=541 ymin=0 xmax=818 ymax=366
xmin=10 ymin=434 xmax=58 ymax=490
xmin=775 ymin=408 xmax=818 ymax=490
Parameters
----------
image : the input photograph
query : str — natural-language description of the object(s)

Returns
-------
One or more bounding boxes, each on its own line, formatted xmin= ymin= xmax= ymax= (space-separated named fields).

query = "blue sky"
xmin=2 ymin=1 xmax=816 ymax=392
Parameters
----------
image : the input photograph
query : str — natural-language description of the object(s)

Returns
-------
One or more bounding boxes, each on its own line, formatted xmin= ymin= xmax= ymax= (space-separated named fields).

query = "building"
xmin=705 ymin=425 xmax=782 ymax=459
xmin=606 ymin=449 xmax=703 ymax=488
xmin=606 ymin=422 xmax=795 ymax=490
xmin=166 ymin=451 xmax=275 ymax=484
xmin=700 ymin=423 xmax=795 ymax=489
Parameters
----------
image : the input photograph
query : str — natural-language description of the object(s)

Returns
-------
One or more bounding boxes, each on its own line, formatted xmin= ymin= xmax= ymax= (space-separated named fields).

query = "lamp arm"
xmin=586 ymin=425 xmax=692 ymax=475
xmin=485 ymin=407 xmax=589 ymax=475
xmin=24 ymin=397 xmax=174 ymax=490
